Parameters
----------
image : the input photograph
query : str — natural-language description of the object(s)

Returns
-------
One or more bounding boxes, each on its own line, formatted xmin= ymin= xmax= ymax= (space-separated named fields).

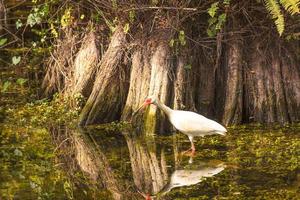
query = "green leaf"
xmin=27 ymin=13 xmax=42 ymax=27
xmin=16 ymin=78 xmax=28 ymax=86
xmin=208 ymin=2 xmax=219 ymax=17
xmin=14 ymin=148 xmax=23 ymax=156
xmin=0 ymin=38 xmax=8 ymax=46
xmin=2 ymin=81 xmax=11 ymax=92
xmin=208 ymin=17 xmax=217 ymax=26
xmin=12 ymin=56 xmax=21 ymax=65
xmin=207 ymin=28 xmax=216 ymax=37
xmin=129 ymin=10 xmax=135 ymax=23
xmin=184 ymin=64 xmax=192 ymax=70
xmin=179 ymin=30 xmax=186 ymax=46
xmin=264 ymin=0 xmax=285 ymax=35
xmin=279 ymin=0 xmax=300 ymax=15
xmin=16 ymin=19 xmax=23 ymax=29
xmin=169 ymin=39 xmax=175 ymax=47
xmin=123 ymin=23 xmax=130 ymax=33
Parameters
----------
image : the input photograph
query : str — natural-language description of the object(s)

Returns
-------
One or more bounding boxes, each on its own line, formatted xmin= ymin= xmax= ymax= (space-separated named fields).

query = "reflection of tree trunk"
xmin=125 ymin=132 xmax=168 ymax=194
xmin=73 ymin=130 xmax=124 ymax=200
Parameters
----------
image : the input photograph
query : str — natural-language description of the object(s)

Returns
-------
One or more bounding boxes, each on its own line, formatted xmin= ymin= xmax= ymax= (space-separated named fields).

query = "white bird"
xmin=134 ymin=96 xmax=227 ymax=153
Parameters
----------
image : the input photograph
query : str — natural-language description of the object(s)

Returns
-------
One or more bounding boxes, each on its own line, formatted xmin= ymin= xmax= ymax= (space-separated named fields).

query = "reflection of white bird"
xmin=159 ymin=162 xmax=225 ymax=195
xmin=134 ymin=96 xmax=227 ymax=153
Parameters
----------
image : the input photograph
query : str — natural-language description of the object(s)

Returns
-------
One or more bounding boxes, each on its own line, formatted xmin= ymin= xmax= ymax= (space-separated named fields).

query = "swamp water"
xmin=0 ymin=123 xmax=299 ymax=200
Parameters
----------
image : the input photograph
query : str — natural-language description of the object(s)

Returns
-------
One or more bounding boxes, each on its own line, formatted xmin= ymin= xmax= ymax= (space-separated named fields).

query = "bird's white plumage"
xmin=138 ymin=96 xmax=227 ymax=152
xmin=168 ymin=110 xmax=227 ymax=137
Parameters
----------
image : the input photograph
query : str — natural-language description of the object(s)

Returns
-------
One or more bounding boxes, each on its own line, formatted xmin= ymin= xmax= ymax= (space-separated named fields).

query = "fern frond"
xmin=279 ymin=0 xmax=300 ymax=15
xmin=264 ymin=0 xmax=285 ymax=35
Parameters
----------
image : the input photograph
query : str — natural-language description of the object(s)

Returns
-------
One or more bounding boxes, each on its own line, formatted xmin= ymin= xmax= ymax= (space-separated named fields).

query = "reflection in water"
xmin=123 ymin=130 xmax=226 ymax=199
xmin=124 ymin=131 xmax=168 ymax=195
xmin=52 ymin=127 xmax=140 ymax=200
xmin=73 ymin=129 xmax=125 ymax=200
xmin=157 ymin=160 xmax=225 ymax=197
xmin=46 ymin=126 xmax=299 ymax=200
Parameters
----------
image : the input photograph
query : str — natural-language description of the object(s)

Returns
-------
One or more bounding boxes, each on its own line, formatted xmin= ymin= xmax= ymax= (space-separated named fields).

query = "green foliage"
xmin=208 ymin=2 xmax=219 ymax=17
xmin=0 ymin=38 xmax=8 ymax=46
xmin=264 ymin=0 xmax=300 ymax=35
xmin=27 ymin=4 xmax=50 ymax=27
xmin=5 ymin=94 xmax=81 ymax=127
xmin=16 ymin=78 xmax=28 ymax=86
xmin=279 ymin=0 xmax=300 ymax=14
xmin=207 ymin=2 xmax=228 ymax=37
xmin=123 ymin=23 xmax=130 ymax=33
xmin=61 ymin=8 xmax=73 ymax=28
xmin=16 ymin=19 xmax=23 ymax=29
xmin=1 ymin=81 xmax=11 ymax=92
xmin=0 ymin=125 xmax=72 ymax=200
xmin=178 ymin=30 xmax=186 ymax=46
xmin=12 ymin=56 xmax=21 ymax=65
xmin=169 ymin=30 xmax=187 ymax=54
xmin=264 ymin=0 xmax=285 ymax=35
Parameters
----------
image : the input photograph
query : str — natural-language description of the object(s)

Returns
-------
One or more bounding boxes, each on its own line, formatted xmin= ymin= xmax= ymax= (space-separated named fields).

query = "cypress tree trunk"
xmin=222 ymin=38 xmax=243 ymax=125
xmin=71 ymin=31 xmax=100 ymax=97
xmin=79 ymin=26 xmax=129 ymax=125
xmin=0 ymin=0 xmax=6 ymax=35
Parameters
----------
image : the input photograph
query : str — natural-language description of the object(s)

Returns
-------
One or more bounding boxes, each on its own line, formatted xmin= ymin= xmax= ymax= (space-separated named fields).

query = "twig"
xmin=124 ymin=6 xmax=197 ymax=12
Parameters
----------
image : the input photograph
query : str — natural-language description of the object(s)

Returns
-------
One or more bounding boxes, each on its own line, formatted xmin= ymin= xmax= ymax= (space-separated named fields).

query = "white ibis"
xmin=134 ymin=96 xmax=227 ymax=153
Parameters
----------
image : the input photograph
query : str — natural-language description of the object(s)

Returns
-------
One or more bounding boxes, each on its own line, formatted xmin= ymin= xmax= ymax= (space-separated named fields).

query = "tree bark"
xmin=71 ymin=31 xmax=100 ymax=97
xmin=79 ymin=26 xmax=129 ymax=125
xmin=0 ymin=0 xmax=6 ymax=35
xmin=280 ymin=46 xmax=300 ymax=122
xmin=121 ymin=43 xmax=151 ymax=122
xmin=222 ymin=38 xmax=243 ymax=125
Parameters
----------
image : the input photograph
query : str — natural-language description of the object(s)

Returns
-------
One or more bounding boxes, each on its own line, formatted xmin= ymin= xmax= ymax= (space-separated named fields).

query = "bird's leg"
xmin=182 ymin=136 xmax=196 ymax=156
xmin=191 ymin=141 xmax=196 ymax=154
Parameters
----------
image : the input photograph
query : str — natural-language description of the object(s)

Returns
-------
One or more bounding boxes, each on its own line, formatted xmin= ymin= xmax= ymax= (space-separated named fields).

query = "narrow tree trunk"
xmin=79 ymin=26 xmax=129 ymax=125
xmin=173 ymin=54 xmax=196 ymax=111
xmin=269 ymin=48 xmax=289 ymax=123
xmin=194 ymin=48 xmax=216 ymax=118
xmin=0 ymin=0 xmax=6 ymax=35
xmin=280 ymin=45 xmax=300 ymax=122
xmin=222 ymin=38 xmax=243 ymax=125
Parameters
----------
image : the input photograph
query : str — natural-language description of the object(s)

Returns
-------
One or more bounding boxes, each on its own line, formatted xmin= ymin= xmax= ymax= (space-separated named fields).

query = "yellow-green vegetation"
xmin=0 ymin=125 xmax=71 ymax=200
xmin=4 ymin=94 xmax=81 ymax=128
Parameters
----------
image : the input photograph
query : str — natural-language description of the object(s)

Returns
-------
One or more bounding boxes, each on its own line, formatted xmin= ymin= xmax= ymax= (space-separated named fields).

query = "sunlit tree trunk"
xmin=79 ymin=26 xmax=129 ymax=125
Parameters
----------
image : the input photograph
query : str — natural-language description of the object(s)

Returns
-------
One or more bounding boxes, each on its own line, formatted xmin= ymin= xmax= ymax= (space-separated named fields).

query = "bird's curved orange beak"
xmin=132 ymin=101 xmax=151 ymax=116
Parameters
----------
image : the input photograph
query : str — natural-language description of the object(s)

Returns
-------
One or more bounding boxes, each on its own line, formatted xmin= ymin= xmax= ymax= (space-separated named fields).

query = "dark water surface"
xmin=0 ymin=123 xmax=299 ymax=199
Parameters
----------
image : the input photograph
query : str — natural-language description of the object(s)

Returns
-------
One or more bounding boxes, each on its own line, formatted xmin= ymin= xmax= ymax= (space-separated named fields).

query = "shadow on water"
xmin=0 ymin=124 xmax=300 ymax=199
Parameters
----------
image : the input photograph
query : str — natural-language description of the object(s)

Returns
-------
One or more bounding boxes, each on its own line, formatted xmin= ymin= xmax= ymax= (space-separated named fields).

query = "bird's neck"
xmin=155 ymin=100 xmax=173 ymax=116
